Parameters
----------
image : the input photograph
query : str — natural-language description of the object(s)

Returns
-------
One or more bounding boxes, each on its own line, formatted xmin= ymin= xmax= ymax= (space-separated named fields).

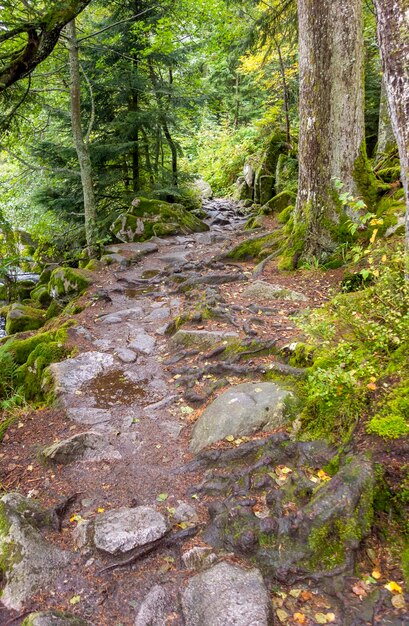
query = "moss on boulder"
xmin=30 ymin=284 xmax=52 ymax=306
xmin=227 ymin=232 xmax=280 ymax=261
xmin=110 ymin=197 xmax=209 ymax=243
xmin=262 ymin=190 xmax=296 ymax=214
xmin=275 ymin=154 xmax=298 ymax=194
xmin=48 ymin=268 xmax=92 ymax=302
xmin=5 ymin=303 xmax=46 ymax=336
xmin=22 ymin=612 xmax=91 ymax=626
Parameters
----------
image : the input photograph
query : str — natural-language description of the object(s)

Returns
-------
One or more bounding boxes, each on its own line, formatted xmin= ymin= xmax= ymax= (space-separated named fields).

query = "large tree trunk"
xmin=294 ymin=0 xmax=375 ymax=262
xmin=68 ymin=19 xmax=97 ymax=256
xmin=374 ymin=0 xmax=409 ymax=257
xmin=376 ymin=80 xmax=396 ymax=160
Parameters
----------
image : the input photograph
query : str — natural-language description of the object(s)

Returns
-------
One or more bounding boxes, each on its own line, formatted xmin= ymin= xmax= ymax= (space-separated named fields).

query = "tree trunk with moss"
xmin=374 ymin=0 xmax=409 ymax=258
xmin=68 ymin=19 xmax=97 ymax=257
xmin=293 ymin=0 xmax=376 ymax=263
xmin=377 ymin=80 xmax=396 ymax=160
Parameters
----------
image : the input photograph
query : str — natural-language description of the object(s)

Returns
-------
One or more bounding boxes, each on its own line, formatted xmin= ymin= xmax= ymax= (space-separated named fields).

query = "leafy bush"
xmin=298 ymin=245 xmax=409 ymax=441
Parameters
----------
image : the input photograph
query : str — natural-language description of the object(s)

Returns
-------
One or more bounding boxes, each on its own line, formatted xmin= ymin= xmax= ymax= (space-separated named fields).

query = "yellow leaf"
xmin=69 ymin=514 xmax=82 ymax=523
xmin=97 ymin=507 xmax=105 ymax=513
xmin=293 ymin=613 xmax=307 ymax=624
xmin=391 ymin=594 xmax=406 ymax=609
xmin=325 ymin=614 xmax=336 ymax=623
xmin=289 ymin=589 xmax=302 ymax=598
xmin=69 ymin=595 xmax=81 ymax=605
xmin=225 ymin=435 xmax=235 ymax=442
xmin=317 ymin=469 xmax=331 ymax=481
xmin=372 ymin=569 xmax=381 ymax=580
xmin=384 ymin=581 xmax=403 ymax=594
xmin=367 ymin=382 xmax=377 ymax=391
xmin=276 ymin=609 xmax=289 ymax=623
xmin=370 ymin=229 xmax=379 ymax=244
xmin=314 ymin=614 xmax=329 ymax=624
xmin=382 ymin=254 xmax=387 ymax=263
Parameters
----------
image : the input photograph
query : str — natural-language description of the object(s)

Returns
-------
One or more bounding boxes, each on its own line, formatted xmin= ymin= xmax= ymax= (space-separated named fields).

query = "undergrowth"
xmin=296 ymin=242 xmax=409 ymax=442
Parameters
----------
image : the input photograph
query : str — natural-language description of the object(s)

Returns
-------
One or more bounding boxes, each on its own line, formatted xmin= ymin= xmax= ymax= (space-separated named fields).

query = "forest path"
xmin=0 ymin=199 xmax=404 ymax=626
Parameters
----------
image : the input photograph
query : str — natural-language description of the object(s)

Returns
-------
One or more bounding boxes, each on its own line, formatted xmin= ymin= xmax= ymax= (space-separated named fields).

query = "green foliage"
xmin=298 ymin=245 xmax=409 ymax=441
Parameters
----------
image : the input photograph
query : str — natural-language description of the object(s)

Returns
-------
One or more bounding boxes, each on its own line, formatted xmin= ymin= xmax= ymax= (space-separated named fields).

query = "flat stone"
xmin=129 ymin=331 xmax=156 ymax=355
xmin=134 ymin=585 xmax=170 ymax=626
xmin=99 ymin=307 xmax=143 ymax=324
xmin=105 ymin=242 xmax=159 ymax=257
xmin=145 ymin=307 xmax=170 ymax=322
xmin=157 ymin=251 xmax=189 ymax=265
xmin=66 ymin=407 xmax=112 ymax=426
xmin=115 ymin=347 xmax=138 ymax=363
xmin=181 ymin=562 xmax=270 ymax=626
xmin=22 ymin=612 xmax=90 ymax=626
xmin=242 ymin=281 xmax=307 ymax=302
xmin=94 ymin=506 xmax=168 ymax=555
xmin=0 ymin=495 xmax=70 ymax=611
xmin=100 ymin=253 xmax=130 ymax=267
xmin=171 ymin=329 xmax=239 ymax=351
xmin=191 ymin=382 xmax=291 ymax=453
xmin=40 ymin=432 xmax=121 ymax=465
xmin=46 ymin=352 xmax=115 ymax=397
xmin=173 ymin=501 xmax=198 ymax=523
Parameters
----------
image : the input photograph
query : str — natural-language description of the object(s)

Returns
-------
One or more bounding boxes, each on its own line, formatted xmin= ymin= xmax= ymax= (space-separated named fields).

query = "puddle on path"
xmin=125 ymin=285 xmax=157 ymax=298
xmin=84 ymin=371 xmax=146 ymax=408
xmin=141 ymin=269 xmax=160 ymax=279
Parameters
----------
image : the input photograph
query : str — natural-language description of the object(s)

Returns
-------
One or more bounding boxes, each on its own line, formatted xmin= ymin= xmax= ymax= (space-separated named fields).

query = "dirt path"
xmin=0 ymin=200 xmax=406 ymax=626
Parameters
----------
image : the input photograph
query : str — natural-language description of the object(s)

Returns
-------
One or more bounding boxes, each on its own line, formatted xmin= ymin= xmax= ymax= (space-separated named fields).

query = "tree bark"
xmin=374 ymin=0 xmax=409 ymax=257
xmin=0 ymin=1 xmax=91 ymax=92
xmin=294 ymin=0 xmax=375 ymax=262
xmin=376 ymin=80 xmax=396 ymax=160
xmin=68 ymin=19 xmax=97 ymax=256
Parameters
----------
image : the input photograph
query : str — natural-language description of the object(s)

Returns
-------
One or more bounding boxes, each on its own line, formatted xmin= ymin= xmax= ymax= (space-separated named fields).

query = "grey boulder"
xmin=191 ymin=382 xmax=291 ymax=453
xmin=45 ymin=351 xmax=115 ymax=400
xmin=242 ymin=281 xmax=307 ymax=302
xmin=94 ymin=506 xmax=168 ymax=555
xmin=134 ymin=585 xmax=170 ymax=626
xmin=171 ymin=329 xmax=239 ymax=351
xmin=128 ymin=330 xmax=156 ymax=355
xmin=40 ymin=432 xmax=121 ymax=465
xmin=181 ymin=562 xmax=270 ymax=626
xmin=0 ymin=495 xmax=69 ymax=611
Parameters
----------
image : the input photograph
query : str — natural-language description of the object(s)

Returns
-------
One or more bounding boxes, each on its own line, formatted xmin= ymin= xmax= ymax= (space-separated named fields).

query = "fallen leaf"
xmin=293 ymin=612 xmax=307 ymax=624
xmin=391 ymin=594 xmax=406 ymax=609
xmin=371 ymin=569 xmax=381 ymax=580
xmin=69 ymin=514 xmax=82 ymax=523
xmin=300 ymin=590 xmax=313 ymax=602
xmin=225 ymin=435 xmax=235 ymax=442
xmin=289 ymin=589 xmax=302 ymax=599
xmin=97 ymin=507 xmax=105 ymax=513
xmin=384 ymin=581 xmax=403 ymax=594
xmin=157 ymin=493 xmax=168 ymax=502
xmin=314 ymin=613 xmax=334 ymax=624
xmin=317 ymin=469 xmax=331 ymax=481
xmin=69 ymin=595 xmax=81 ymax=605
xmin=276 ymin=608 xmax=289 ymax=623
xmin=352 ymin=582 xmax=368 ymax=599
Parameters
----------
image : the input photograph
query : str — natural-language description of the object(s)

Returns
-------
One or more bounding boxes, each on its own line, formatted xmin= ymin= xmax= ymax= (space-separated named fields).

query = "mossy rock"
xmin=16 ymin=341 xmax=68 ymax=401
xmin=275 ymin=154 xmax=298 ymax=194
xmin=277 ymin=205 xmax=294 ymax=224
xmin=259 ymin=175 xmax=275 ymax=206
xmin=85 ymin=258 xmax=103 ymax=271
xmin=30 ymin=284 xmax=52 ymax=306
xmin=1 ymin=330 xmax=57 ymax=365
xmin=48 ymin=268 xmax=92 ymax=302
xmin=0 ymin=281 xmax=7 ymax=301
xmin=38 ymin=265 xmax=59 ymax=285
xmin=254 ymin=132 xmax=288 ymax=203
xmin=234 ymin=177 xmax=253 ymax=202
xmin=110 ymin=197 xmax=209 ymax=243
xmin=15 ymin=280 xmax=37 ymax=301
xmin=227 ymin=232 xmax=280 ymax=261
xmin=244 ymin=214 xmax=265 ymax=230
xmin=5 ymin=304 xmax=46 ymax=336
xmin=45 ymin=300 xmax=64 ymax=320
xmin=262 ymin=191 xmax=296 ymax=214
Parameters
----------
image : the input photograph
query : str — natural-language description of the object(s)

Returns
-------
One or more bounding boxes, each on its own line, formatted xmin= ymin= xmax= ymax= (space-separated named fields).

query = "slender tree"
xmin=293 ymin=0 xmax=376 ymax=262
xmin=373 ymin=0 xmax=409 ymax=257
xmin=68 ymin=19 xmax=97 ymax=255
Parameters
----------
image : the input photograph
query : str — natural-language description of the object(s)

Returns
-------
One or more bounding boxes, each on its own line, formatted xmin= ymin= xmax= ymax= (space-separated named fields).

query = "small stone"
xmin=181 ymin=561 xmax=270 ymax=626
xmin=40 ymin=432 xmax=121 ymax=465
xmin=128 ymin=331 xmax=156 ymax=355
xmin=145 ymin=307 xmax=170 ymax=322
xmin=115 ymin=347 xmax=137 ymax=363
xmin=94 ymin=506 xmax=167 ymax=555
xmin=242 ymin=281 xmax=307 ymax=302
xmin=171 ymin=329 xmax=239 ymax=351
xmin=182 ymin=547 xmax=217 ymax=570
xmin=72 ymin=519 xmax=92 ymax=551
xmin=173 ymin=501 xmax=198 ymax=523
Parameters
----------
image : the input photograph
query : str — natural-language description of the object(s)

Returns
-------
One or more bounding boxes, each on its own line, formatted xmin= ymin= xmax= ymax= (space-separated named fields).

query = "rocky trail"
xmin=0 ymin=199 xmax=407 ymax=626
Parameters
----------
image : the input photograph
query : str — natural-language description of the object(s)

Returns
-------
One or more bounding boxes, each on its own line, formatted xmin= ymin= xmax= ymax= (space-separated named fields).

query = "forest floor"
xmin=0 ymin=200 xmax=407 ymax=626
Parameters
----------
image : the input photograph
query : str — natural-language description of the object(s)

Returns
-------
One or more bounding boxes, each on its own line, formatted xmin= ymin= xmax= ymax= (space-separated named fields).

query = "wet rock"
xmin=0 ymin=494 xmax=69 ymax=610
xmin=39 ymin=432 xmax=121 ymax=465
xmin=171 ymin=329 xmax=239 ymax=352
xmin=94 ymin=506 xmax=168 ymax=555
xmin=22 ymin=612 xmax=91 ymax=626
xmin=115 ymin=347 xmax=138 ymax=363
xmin=182 ymin=546 xmax=217 ymax=570
xmin=242 ymin=281 xmax=307 ymax=302
xmin=191 ymin=382 xmax=291 ymax=453
xmin=181 ymin=561 xmax=270 ymax=626
xmin=66 ymin=407 xmax=112 ymax=426
xmin=100 ymin=253 xmax=130 ymax=267
xmin=45 ymin=351 xmax=115 ymax=399
xmin=72 ymin=519 xmax=92 ymax=551
xmin=134 ymin=585 xmax=172 ymax=626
